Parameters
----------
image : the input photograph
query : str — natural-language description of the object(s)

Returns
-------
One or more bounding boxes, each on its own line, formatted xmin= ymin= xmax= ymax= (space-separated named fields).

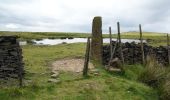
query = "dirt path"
xmin=51 ymin=58 xmax=94 ymax=72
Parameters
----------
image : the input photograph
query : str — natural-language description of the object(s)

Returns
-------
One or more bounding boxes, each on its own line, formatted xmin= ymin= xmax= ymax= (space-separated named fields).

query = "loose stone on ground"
xmin=48 ymin=79 xmax=61 ymax=84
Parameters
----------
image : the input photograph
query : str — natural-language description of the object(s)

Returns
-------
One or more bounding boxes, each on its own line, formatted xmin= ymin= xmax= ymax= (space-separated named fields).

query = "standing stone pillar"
xmin=91 ymin=16 xmax=103 ymax=64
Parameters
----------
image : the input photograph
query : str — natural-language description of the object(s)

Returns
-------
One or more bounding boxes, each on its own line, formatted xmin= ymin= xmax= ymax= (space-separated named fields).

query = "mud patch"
xmin=51 ymin=58 xmax=94 ymax=72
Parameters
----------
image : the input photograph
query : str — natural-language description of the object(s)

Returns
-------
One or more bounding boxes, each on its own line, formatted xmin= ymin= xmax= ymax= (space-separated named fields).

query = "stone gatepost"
xmin=91 ymin=16 xmax=103 ymax=64
xmin=0 ymin=36 xmax=24 ymax=86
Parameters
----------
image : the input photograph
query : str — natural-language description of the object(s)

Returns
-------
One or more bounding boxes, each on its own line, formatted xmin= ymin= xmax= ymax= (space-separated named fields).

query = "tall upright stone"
xmin=91 ymin=16 xmax=103 ymax=64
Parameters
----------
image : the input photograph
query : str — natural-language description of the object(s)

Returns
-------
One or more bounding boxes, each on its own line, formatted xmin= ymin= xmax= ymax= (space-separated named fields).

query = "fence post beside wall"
xmin=167 ymin=34 xmax=170 ymax=65
xmin=139 ymin=24 xmax=145 ymax=65
xmin=83 ymin=37 xmax=91 ymax=76
xmin=117 ymin=22 xmax=124 ymax=65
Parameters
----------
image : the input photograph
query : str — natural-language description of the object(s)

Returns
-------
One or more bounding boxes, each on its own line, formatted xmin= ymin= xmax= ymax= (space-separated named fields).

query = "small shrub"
xmin=138 ymin=56 xmax=166 ymax=87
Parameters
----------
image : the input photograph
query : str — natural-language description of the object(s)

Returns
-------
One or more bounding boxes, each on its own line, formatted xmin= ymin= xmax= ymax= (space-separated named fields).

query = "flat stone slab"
xmin=51 ymin=72 xmax=59 ymax=78
xmin=48 ymin=79 xmax=61 ymax=83
xmin=107 ymin=67 xmax=122 ymax=72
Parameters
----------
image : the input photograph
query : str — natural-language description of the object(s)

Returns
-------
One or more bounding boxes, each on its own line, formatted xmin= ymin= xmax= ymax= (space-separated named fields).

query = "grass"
xmin=0 ymin=31 xmax=91 ymax=41
xmin=138 ymin=56 xmax=167 ymax=87
xmin=137 ymin=56 xmax=170 ymax=100
xmin=0 ymin=31 xmax=168 ymax=46
xmin=120 ymin=32 xmax=168 ymax=46
xmin=0 ymin=43 xmax=158 ymax=100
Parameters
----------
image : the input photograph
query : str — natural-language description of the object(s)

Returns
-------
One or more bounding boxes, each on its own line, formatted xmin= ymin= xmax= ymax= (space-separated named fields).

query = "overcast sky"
xmin=0 ymin=0 xmax=169 ymax=33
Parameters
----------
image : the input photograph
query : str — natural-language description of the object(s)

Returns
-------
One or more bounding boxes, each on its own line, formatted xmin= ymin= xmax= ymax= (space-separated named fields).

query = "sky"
xmin=0 ymin=0 xmax=170 ymax=33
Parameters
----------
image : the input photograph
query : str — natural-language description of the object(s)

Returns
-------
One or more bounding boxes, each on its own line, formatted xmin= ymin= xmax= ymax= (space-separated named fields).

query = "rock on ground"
xmin=48 ymin=79 xmax=61 ymax=83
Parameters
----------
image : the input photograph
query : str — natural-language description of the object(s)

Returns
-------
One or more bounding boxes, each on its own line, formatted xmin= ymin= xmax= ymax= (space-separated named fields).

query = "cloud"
xmin=0 ymin=0 xmax=169 ymax=33
xmin=5 ymin=23 xmax=19 ymax=29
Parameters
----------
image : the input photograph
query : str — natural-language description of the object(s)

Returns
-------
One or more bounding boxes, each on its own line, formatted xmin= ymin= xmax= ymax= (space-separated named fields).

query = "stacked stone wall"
xmin=0 ymin=36 xmax=24 ymax=82
xmin=103 ymin=41 xmax=168 ymax=66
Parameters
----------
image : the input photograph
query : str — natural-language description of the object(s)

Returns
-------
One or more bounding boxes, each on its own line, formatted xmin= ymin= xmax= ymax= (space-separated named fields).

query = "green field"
xmin=119 ymin=32 xmax=168 ymax=46
xmin=0 ymin=44 xmax=158 ymax=100
xmin=0 ymin=31 xmax=91 ymax=40
xmin=0 ymin=31 xmax=169 ymax=99
xmin=0 ymin=31 xmax=168 ymax=46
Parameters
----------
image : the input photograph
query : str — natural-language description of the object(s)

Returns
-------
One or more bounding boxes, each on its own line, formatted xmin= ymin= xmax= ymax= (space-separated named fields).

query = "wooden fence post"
xmin=83 ymin=37 xmax=91 ymax=76
xmin=17 ymin=41 xmax=23 ymax=87
xmin=109 ymin=27 xmax=113 ymax=62
xmin=132 ymin=47 xmax=135 ymax=64
xmin=167 ymin=34 xmax=170 ymax=65
xmin=112 ymin=38 xmax=118 ymax=58
xmin=117 ymin=22 xmax=124 ymax=65
xmin=139 ymin=24 xmax=145 ymax=65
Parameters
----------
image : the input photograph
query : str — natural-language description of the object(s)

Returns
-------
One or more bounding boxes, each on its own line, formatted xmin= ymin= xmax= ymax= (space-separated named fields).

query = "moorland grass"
xmin=0 ymin=31 xmax=91 ymax=41
xmin=138 ymin=56 xmax=170 ymax=100
xmin=0 ymin=43 xmax=159 ymax=100
xmin=0 ymin=31 xmax=168 ymax=46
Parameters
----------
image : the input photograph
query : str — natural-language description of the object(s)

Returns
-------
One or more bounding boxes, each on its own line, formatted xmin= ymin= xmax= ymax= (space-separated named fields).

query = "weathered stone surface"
xmin=91 ymin=16 xmax=103 ymax=64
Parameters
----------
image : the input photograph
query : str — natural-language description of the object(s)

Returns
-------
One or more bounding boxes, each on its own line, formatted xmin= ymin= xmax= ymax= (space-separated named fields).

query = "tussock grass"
xmin=137 ymin=56 xmax=170 ymax=100
xmin=138 ymin=56 xmax=167 ymax=87
xmin=124 ymin=64 xmax=144 ymax=81
xmin=159 ymin=79 xmax=170 ymax=100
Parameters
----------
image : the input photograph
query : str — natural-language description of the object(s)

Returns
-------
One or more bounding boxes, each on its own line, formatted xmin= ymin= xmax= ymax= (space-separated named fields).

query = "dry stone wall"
xmin=103 ymin=41 xmax=168 ymax=66
xmin=0 ymin=36 xmax=24 ymax=82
